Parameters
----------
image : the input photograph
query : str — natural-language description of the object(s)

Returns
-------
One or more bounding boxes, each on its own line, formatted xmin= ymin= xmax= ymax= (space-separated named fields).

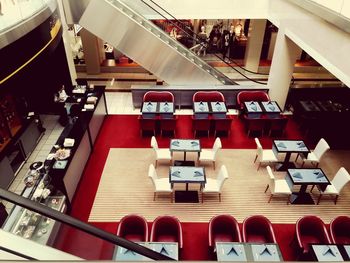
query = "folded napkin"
xmin=193 ymin=171 xmax=203 ymax=177
xmin=292 ymin=172 xmax=303 ymax=179
xmin=227 ymin=246 xmax=239 ymax=256
xmin=277 ymin=142 xmax=287 ymax=148
xmin=63 ymin=138 xmax=75 ymax=147
xmin=86 ymin=96 xmax=97 ymax=104
xmin=84 ymin=104 xmax=95 ymax=110
xmin=171 ymin=171 xmax=181 ymax=178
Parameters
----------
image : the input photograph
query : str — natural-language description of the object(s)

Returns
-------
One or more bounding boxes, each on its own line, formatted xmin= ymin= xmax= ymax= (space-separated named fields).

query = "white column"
xmin=267 ymin=29 xmax=300 ymax=109
xmin=57 ymin=0 xmax=77 ymax=85
xmin=244 ymin=19 xmax=267 ymax=72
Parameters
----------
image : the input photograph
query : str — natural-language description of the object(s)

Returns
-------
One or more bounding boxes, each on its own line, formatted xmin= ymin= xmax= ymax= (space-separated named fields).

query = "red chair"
xmin=330 ymin=216 xmax=350 ymax=244
xmin=295 ymin=215 xmax=331 ymax=255
xmin=192 ymin=116 xmax=211 ymax=137
xmin=208 ymin=214 xmax=242 ymax=249
xmin=117 ymin=214 xmax=149 ymax=242
xmin=236 ymin=91 xmax=270 ymax=110
xmin=193 ymin=91 xmax=225 ymax=102
xmin=160 ymin=116 xmax=177 ymax=136
xmin=143 ymin=91 xmax=174 ymax=102
xmin=243 ymin=115 xmax=267 ymax=137
xmin=213 ymin=116 xmax=233 ymax=137
xmin=150 ymin=215 xmax=183 ymax=249
xmin=242 ymin=215 xmax=277 ymax=243
xmin=268 ymin=116 xmax=288 ymax=136
xmin=138 ymin=116 xmax=157 ymax=136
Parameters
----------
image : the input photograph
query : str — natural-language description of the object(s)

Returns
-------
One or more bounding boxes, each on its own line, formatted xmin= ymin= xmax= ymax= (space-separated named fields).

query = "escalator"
xmin=78 ymin=0 xmax=236 ymax=85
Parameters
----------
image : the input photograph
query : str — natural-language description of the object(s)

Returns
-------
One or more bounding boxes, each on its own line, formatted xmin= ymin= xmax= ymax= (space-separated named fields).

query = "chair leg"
xmin=287 ymin=194 xmax=291 ymax=204
xmin=310 ymin=185 xmax=315 ymax=192
xmin=153 ymin=192 xmax=156 ymax=201
xmin=264 ymin=184 xmax=269 ymax=193
xmin=155 ymin=160 xmax=158 ymax=168
xmin=301 ymin=161 xmax=305 ymax=168
xmin=253 ymin=154 xmax=258 ymax=163
xmin=257 ymin=162 xmax=261 ymax=171
xmin=202 ymin=192 xmax=204 ymax=203
xmin=295 ymin=154 xmax=299 ymax=162
xmin=171 ymin=192 xmax=173 ymax=203
xmin=213 ymin=161 xmax=215 ymax=170
xmin=317 ymin=194 xmax=322 ymax=205
xmin=219 ymin=193 xmax=221 ymax=202
xmin=268 ymin=194 xmax=273 ymax=203
xmin=334 ymin=195 xmax=339 ymax=204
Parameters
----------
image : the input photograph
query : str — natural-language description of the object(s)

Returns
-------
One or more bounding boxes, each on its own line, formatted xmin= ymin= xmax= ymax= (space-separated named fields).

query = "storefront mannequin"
xmin=197 ymin=26 xmax=208 ymax=56
xmin=170 ymin=27 xmax=177 ymax=39
xmin=222 ymin=29 xmax=230 ymax=61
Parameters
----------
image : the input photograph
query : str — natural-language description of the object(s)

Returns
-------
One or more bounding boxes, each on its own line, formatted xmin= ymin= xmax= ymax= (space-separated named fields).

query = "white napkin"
xmin=84 ymin=104 xmax=95 ymax=110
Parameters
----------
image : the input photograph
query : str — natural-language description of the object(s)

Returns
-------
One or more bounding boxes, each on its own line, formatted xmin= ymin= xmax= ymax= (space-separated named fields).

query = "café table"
xmin=311 ymin=244 xmax=344 ymax=262
xmin=216 ymin=242 xmax=283 ymax=262
xmin=210 ymin=101 xmax=228 ymax=119
xmin=193 ymin=101 xmax=210 ymax=119
xmin=273 ymin=139 xmax=310 ymax=171
xmin=158 ymin=102 xmax=174 ymax=118
xmin=169 ymin=166 xmax=206 ymax=203
xmin=287 ymin=168 xmax=330 ymax=204
xmin=170 ymin=139 xmax=201 ymax=166
xmin=113 ymin=242 xmax=178 ymax=261
xmin=244 ymin=101 xmax=263 ymax=118
xmin=260 ymin=101 xmax=281 ymax=118
xmin=141 ymin=101 xmax=158 ymax=119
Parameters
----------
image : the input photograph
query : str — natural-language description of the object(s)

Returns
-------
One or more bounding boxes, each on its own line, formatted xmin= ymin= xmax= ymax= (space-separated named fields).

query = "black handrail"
xmin=0 ymin=246 xmax=38 ymax=260
xmin=0 ymin=188 xmax=173 ymax=261
xmin=141 ymin=0 xmax=271 ymax=83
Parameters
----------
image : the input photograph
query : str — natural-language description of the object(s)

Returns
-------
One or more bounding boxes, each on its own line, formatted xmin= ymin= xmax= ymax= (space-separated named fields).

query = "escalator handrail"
xmin=0 ymin=188 xmax=174 ymax=261
xmin=140 ymin=0 xmax=268 ymax=85
xmin=0 ymin=245 xmax=38 ymax=260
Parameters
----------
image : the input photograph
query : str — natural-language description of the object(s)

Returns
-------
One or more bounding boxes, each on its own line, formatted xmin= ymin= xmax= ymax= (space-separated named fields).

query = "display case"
xmin=9 ymin=195 xmax=66 ymax=246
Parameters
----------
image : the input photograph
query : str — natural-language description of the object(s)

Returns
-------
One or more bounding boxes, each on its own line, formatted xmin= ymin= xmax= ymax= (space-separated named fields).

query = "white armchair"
xmin=148 ymin=164 xmax=173 ymax=202
xmin=201 ymin=165 xmax=228 ymax=202
xmin=199 ymin=137 xmax=222 ymax=169
xmin=265 ymin=166 xmax=292 ymax=204
xmin=151 ymin=136 xmax=172 ymax=167
xmin=296 ymin=138 xmax=330 ymax=168
xmin=254 ymin=138 xmax=278 ymax=170
xmin=312 ymin=167 xmax=350 ymax=205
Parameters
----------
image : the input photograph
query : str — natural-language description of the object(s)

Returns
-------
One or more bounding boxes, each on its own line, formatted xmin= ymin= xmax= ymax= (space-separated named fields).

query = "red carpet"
xmin=53 ymin=222 xmax=297 ymax=261
xmin=62 ymin=114 xmax=309 ymax=260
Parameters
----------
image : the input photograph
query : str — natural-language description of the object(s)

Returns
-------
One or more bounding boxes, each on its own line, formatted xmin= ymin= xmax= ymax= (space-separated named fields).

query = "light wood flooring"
xmin=88 ymin=148 xmax=350 ymax=223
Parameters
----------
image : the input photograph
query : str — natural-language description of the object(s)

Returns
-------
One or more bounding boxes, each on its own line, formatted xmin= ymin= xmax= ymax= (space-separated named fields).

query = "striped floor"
xmin=88 ymin=148 xmax=350 ymax=224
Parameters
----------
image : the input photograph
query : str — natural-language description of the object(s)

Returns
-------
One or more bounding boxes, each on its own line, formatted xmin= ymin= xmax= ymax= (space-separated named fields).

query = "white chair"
xmin=311 ymin=167 xmax=350 ymax=205
xmin=201 ymin=165 xmax=228 ymax=202
xmin=296 ymin=138 xmax=330 ymax=168
xmin=254 ymin=138 xmax=278 ymax=170
xmin=199 ymin=137 xmax=222 ymax=169
xmin=265 ymin=166 xmax=292 ymax=204
xmin=151 ymin=136 xmax=172 ymax=167
xmin=148 ymin=164 xmax=173 ymax=202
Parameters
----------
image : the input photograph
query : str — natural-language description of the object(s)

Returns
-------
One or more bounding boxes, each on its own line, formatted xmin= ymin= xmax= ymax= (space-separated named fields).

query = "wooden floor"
xmin=88 ymin=148 xmax=350 ymax=223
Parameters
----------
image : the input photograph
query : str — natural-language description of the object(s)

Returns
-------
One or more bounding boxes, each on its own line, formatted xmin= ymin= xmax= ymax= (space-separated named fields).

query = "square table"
xmin=193 ymin=101 xmax=210 ymax=119
xmin=244 ymin=101 xmax=263 ymax=118
xmin=113 ymin=242 xmax=178 ymax=261
xmin=169 ymin=166 xmax=206 ymax=203
xmin=210 ymin=101 xmax=228 ymax=119
xmin=287 ymin=168 xmax=330 ymax=204
xmin=141 ymin=101 xmax=157 ymax=119
xmin=273 ymin=140 xmax=310 ymax=171
xmin=216 ymin=242 xmax=283 ymax=262
xmin=311 ymin=245 xmax=344 ymax=262
xmin=159 ymin=102 xmax=174 ymax=119
xmin=170 ymin=139 xmax=201 ymax=166
xmin=260 ymin=101 xmax=281 ymax=118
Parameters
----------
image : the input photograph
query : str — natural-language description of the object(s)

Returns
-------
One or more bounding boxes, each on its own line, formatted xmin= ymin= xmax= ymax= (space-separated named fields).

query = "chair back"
xmin=254 ymin=138 xmax=263 ymax=161
xmin=266 ymin=166 xmax=276 ymax=193
xmin=151 ymin=215 xmax=183 ymax=248
xmin=212 ymin=137 xmax=222 ymax=159
xmin=209 ymin=214 xmax=242 ymax=247
xmin=217 ymin=165 xmax=229 ymax=191
xmin=313 ymin=138 xmax=330 ymax=160
xmin=193 ymin=91 xmax=225 ymax=102
xmin=332 ymin=167 xmax=350 ymax=193
xmin=148 ymin=164 xmax=158 ymax=186
xmin=151 ymin=136 xmax=158 ymax=150
xmin=143 ymin=91 xmax=174 ymax=102
xmin=243 ymin=215 xmax=277 ymax=243
xmin=330 ymin=216 xmax=350 ymax=244
xmin=117 ymin=214 xmax=149 ymax=242
xmin=237 ymin=91 xmax=270 ymax=110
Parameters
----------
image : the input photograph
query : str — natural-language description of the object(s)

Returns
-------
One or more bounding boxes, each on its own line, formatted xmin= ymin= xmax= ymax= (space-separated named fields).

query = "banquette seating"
xmin=193 ymin=91 xmax=225 ymax=102
xmin=208 ymin=214 xmax=241 ymax=250
xmin=117 ymin=214 xmax=149 ymax=242
xmin=236 ymin=91 xmax=270 ymax=111
xmin=150 ymin=215 xmax=183 ymax=249
xmin=242 ymin=215 xmax=277 ymax=243
xmin=329 ymin=215 xmax=350 ymax=244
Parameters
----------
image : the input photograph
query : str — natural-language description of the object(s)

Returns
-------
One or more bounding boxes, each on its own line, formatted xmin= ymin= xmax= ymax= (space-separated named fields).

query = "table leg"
xmin=185 ymin=183 xmax=189 ymax=191
xmin=290 ymin=184 xmax=315 ymax=204
xmin=184 ymin=152 xmax=187 ymax=161
xmin=276 ymin=152 xmax=296 ymax=171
